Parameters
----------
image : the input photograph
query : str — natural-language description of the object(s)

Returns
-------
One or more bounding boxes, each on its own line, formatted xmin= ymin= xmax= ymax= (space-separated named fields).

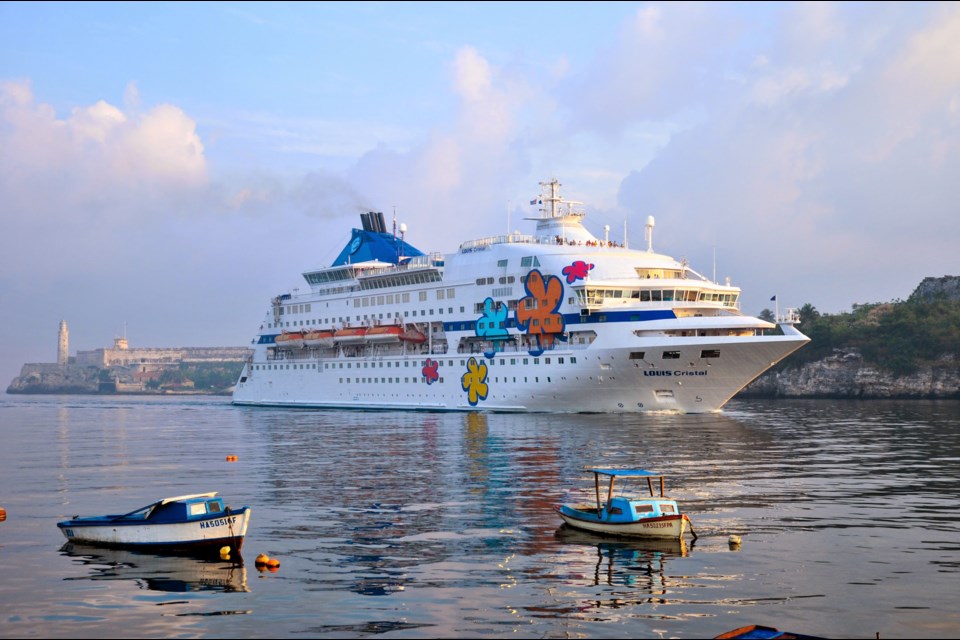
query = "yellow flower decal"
xmin=516 ymin=269 xmax=566 ymax=356
xmin=461 ymin=357 xmax=489 ymax=406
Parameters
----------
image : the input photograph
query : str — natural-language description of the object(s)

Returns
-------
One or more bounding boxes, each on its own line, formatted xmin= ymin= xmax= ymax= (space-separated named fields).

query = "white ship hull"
xmin=233 ymin=329 xmax=806 ymax=413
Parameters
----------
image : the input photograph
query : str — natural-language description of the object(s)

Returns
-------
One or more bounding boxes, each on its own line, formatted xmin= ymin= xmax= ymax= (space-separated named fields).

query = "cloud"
xmin=609 ymin=2 xmax=960 ymax=312
xmin=0 ymin=79 xmax=207 ymax=220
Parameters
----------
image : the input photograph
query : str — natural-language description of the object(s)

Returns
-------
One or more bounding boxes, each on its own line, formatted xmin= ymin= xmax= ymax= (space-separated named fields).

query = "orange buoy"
xmin=255 ymin=553 xmax=270 ymax=565
xmin=266 ymin=558 xmax=280 ymax=568
xmin=0 ymin=506 xmax=6 ymax=522
xmin=226 ymin=454 xmax=238 ymax=462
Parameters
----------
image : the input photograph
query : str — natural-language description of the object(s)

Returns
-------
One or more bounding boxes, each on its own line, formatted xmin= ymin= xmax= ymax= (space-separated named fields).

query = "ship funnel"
xmin=645 ymin=215 xmax=655 ymax=252
xmin=360 ymin=211 xmax=388 ymax=233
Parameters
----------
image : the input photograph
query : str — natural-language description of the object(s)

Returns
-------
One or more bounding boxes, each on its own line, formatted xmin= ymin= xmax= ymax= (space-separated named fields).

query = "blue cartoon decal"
xmin=475 ymin=297 xmax=510 ymax=358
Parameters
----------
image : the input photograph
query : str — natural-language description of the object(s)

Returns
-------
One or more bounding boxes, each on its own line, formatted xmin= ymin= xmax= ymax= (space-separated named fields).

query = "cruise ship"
xmin=232 ymin=180 xmax=808 ymax=413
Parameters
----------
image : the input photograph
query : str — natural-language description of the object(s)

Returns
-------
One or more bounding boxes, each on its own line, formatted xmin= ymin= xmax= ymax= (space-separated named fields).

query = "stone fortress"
xmin=7 ymin=321 xmax=251 ymax=394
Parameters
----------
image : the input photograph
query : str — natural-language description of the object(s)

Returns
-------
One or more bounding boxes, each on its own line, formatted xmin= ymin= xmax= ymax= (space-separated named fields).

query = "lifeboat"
xmin=365 ymin=325 xmax=404 ymax=343
xmin=399 ymin=328 xmax=428 ymax=344
xmin=275 ymin=330 xmax=305 ymax=349
xmin=333 ymin=327 xmax=368 ymax=344
xmin=303 ymin=329 xmax=335 ymax=348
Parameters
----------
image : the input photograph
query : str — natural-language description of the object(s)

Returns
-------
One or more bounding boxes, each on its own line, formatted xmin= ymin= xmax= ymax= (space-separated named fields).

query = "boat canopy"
xmin=588 ymin=468 xmax=662 ymax=478
xmin=159 ymin=492 xmax=217 ymax=505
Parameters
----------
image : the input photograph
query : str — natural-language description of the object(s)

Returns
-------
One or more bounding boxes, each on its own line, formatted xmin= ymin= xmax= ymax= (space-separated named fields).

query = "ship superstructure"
xmin=232 ymin=180 xmax=808 ymax=413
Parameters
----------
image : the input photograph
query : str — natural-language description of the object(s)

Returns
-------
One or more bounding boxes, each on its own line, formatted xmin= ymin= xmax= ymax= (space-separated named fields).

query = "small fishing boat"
xmin=57 ymin=492 xmax=251 ymax=553
xmin=555 ymin=468 xmax=696 ymax=539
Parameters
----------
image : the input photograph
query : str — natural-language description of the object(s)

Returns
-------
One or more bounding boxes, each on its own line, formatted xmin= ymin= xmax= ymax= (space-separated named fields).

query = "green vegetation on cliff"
xmin=765 ymin=298 xmax=960 ymax=375
xmin=144 ymin=362 xmax=245 ymax=392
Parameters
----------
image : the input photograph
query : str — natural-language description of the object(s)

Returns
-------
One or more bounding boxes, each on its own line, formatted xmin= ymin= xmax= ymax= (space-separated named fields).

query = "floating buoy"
xmin=255 ymin=553 xmax=270 ymax=566
xmin=226 ymin=454 xmax=238 ymax=462
xmin=220 ymin=545 xmax=231 ymax=559
xmin=0 ymin=506 xmax=6 ymax=522
xmin=729 ymin=534 xmax=742 ymax=547
xmin=266 ymin=558 xmax=280 ymax=568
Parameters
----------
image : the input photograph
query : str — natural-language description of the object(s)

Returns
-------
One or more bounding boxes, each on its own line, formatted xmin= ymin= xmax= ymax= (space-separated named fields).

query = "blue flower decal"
xmin=475 ymin=297 xmax=509 ymax=358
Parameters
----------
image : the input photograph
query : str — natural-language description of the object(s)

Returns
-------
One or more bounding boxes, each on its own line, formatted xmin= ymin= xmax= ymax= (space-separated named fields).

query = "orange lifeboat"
xmin=365 ymin=325 xmax=404 ymax=343
xmin=303 ymin=329 xmax=335 ymax=348
xmin=399 ymin=328 xmax=428 ymax=344
xmin=275 ymin=330 xmax=305 ymax=349
xmin=333 ymin=327 xmax=368 ymax=344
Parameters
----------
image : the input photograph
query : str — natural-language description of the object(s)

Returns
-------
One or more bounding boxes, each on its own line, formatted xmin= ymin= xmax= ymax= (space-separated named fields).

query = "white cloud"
xmin=609 ymin=3 xmax=960 ymax=312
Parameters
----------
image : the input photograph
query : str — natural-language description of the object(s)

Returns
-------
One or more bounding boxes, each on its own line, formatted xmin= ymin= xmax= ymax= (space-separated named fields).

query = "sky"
xmin=2 ymin=1 xmax=958 ymax=385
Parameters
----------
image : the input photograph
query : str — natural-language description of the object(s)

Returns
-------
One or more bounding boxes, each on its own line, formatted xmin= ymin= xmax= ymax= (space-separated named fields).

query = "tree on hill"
xmin=780 ymin=297 xmax=960 ymax=375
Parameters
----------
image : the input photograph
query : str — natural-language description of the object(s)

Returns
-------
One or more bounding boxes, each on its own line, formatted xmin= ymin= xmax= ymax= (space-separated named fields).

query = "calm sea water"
xmin=0 ymin=394 xmax=958 ymax=639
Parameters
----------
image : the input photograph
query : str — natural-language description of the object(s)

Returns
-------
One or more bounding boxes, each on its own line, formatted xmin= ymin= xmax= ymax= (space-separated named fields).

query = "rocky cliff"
xmin=910 ymin=275 xmax=960 ymax=303
xmin=6 ymin=364 xmax=100 ymax=394
xmin=740 ymin=349 xmax=959 ymax=398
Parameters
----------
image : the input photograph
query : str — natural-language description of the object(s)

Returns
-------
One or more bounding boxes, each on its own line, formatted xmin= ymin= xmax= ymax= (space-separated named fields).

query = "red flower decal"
xmin=562 ymin=260 xmax=594 ymax=283
xmin=422 ymin=358 xmax=440 ymax=385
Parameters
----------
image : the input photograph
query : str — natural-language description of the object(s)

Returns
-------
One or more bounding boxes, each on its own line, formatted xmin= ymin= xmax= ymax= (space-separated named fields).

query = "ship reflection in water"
xmin=60 ymin=543 xmax=249 ymax=594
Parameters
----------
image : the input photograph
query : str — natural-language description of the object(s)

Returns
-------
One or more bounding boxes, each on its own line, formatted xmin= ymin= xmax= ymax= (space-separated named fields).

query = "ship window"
xmin=437 ymin=289 xmax=445 ymax=299
xmin=498 ymin=259 xmax=508 ymax=267
xmin=701 ymin=350 xmax=721 ymax=359
xmin=608 ymin=507 xmax=623 ymax=515
xmin=661 ymin=504 xmax=676 ymax=513
xmin=419 ymin=291 xmax=427 ymax=301
xmin=629 ymin=352 xmax=645 ymax=360
xmin=634 ymin=504 xmax=653 ymax=513
xmin=207 ymin=501 xmax=222 ymax=513
xmin=189 ymin=503 xmax=206 ymax=516
xmin=662 ymin=351 xmax=681 ymax=359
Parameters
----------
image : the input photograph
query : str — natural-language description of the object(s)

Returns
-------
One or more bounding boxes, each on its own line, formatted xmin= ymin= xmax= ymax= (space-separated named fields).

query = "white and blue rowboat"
xmin=556 ymin=469 xmax=697 ymax=540
xmin=57 ymin=492 xmax=251 ymax=553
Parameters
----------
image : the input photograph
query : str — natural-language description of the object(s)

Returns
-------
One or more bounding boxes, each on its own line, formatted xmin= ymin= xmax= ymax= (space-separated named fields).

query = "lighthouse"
xmin=58 ymin=320 xmax=69 ymax=366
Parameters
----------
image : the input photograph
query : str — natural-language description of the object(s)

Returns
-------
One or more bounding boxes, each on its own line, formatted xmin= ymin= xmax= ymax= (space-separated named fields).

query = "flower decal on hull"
xmin=562 ymin=260 xmax=594 ymax=284
xmin=516 ymin=269 xmax=566 ymax=357
xmin=475 ymin=297 xmax=510 ymax=358
xmin=461 ymin=357 xmax=489 ymax=406
xmin=422 ymin=358 xmax=440 ymax=385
